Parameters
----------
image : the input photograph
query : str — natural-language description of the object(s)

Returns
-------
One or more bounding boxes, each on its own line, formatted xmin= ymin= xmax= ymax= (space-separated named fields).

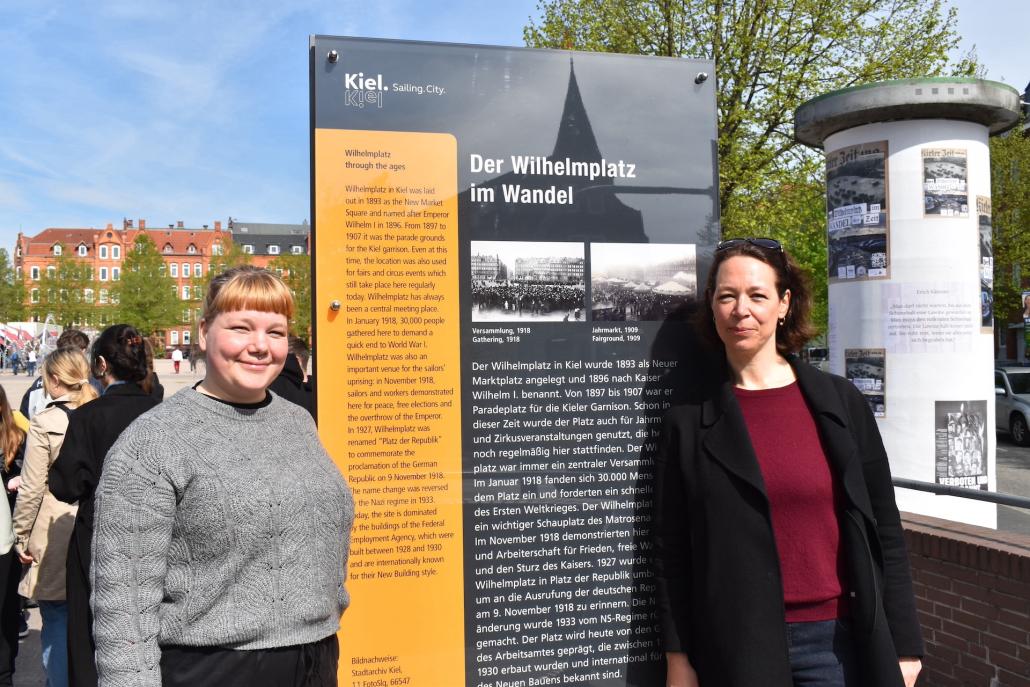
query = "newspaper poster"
xmin=934 ymin=400 xmax=988 ymax=489
xmin=845 ymin=348 xmax=886 ymax=417
xmin=825 ymin=141 xmax=889 ymax=281
xmin=1023 ymin=290 xmax=1030 ymax=360
xmin=923 ymin=148 xmax=969 ymax=218
xmin=977 ymin=196 xmax=993 ymax=329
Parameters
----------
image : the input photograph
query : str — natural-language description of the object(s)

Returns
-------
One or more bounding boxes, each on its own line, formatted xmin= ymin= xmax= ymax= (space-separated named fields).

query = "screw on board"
xmin=327 ymin=50 xmax=339 ymax=63
xmin=330 ymin=300 xmax=341 ymax=311
xmin=694 ymin=72 xmax=708 ymax=84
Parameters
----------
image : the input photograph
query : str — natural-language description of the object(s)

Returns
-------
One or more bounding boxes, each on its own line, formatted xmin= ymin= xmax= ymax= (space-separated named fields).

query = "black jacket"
xmin=652 ymin=360 xmax=922 ymax=687
xmin=268 ymin=355 xmax=314 ymax=417
xmin=49 ymin=382 xmax=162 ymax=687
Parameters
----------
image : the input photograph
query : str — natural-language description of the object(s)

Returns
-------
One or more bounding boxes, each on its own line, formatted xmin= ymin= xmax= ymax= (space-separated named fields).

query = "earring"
xmin=778 ymin=318 xmax=785 ymax=327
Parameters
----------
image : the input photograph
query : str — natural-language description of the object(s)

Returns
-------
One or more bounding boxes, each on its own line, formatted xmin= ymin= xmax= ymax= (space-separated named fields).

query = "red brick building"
xmin=14 ymin=219 xmax=230 ymax=347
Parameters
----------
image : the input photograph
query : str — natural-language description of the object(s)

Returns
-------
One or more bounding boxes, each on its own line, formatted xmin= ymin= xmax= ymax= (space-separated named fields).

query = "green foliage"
xmin=270 ymin=253 xmax=312 ymax=338
xmin=33 ymin=246 xmax=95 ymax=327
xmin=111 ymin=234 xmax=181 ymax=336
xmin=0 ymin=250 xmax=26 ymax=322
xmin=990 ymin=124 xmax=1030 ymax=321
xmin=206 ymin=238 xmax=252 ymax=279
xmin=525 ymin=0 xmax=974 ymax=332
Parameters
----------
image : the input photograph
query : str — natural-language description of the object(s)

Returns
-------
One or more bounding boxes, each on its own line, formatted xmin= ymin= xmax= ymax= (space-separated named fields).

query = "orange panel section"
xmin=315 ymin=129 xmax=464 ymax=686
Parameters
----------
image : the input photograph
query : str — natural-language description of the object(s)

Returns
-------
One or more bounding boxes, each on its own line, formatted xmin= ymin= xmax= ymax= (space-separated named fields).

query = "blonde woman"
xmin=13 ymin=348 xmax=98 ymax=687
xmin=0 ymin=384 xmax=27 ymax=686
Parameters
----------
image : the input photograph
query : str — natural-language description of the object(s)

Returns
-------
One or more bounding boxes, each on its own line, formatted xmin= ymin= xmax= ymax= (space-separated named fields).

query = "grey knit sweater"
xmin=91 ymin=388 xmax=354 ymax=687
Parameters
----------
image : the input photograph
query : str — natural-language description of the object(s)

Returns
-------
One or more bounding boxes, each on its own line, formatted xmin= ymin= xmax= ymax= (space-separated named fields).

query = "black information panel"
xmin=312 ymin=36 xmax=718 ymax=687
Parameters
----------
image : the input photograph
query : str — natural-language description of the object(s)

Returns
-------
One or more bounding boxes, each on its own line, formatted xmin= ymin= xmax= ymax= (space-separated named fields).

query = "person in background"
xmin=49 ymin=325 xmax=162 ymax=687
xmin=92 ymin=266 xmax=353 ymax=687
xmin=269 ymin=336 xmax=313 ymax=416
xmin=170 ymin=346 xmax=183 ymax=374
xmin=653 ymin=238 xmax=922 ymax=687
xmin=26 ymin=348 xmax=37 ymax=378
xmin=188 ymin=343 xmax=200 ymax=373
xmin=13 ymin=348 xmax=98 ymax=687
xmin=141 ymin=339 xmax=164 ymax=402
xmin=0 ymin=385 xmax=27 ymax=686
xmin=21 ymin=330 xmax=92 ymax=421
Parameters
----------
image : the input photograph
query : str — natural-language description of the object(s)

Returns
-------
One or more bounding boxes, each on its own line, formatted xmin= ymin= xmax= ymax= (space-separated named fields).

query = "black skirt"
xmin=160 ymin=634 xmax=338 ymax=687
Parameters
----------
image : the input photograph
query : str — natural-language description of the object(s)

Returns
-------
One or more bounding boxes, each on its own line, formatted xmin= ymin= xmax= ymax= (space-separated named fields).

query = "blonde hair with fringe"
xmin=202 ymin=265 xmax=295 ymax=323
xmin=42 ymin=347 xmax=99 ymax=408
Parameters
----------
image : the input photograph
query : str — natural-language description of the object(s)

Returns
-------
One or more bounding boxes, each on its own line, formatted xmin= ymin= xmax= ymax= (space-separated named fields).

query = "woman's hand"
xmin=666 ymin=652 xmax=700 ymax=687
xmin=16 ymin=549 xmax=33 ymax=565
xmin=6 ymin=475 xmax=20 ymax=492
xmin=899 ymin=657 xmax=921 ymax=687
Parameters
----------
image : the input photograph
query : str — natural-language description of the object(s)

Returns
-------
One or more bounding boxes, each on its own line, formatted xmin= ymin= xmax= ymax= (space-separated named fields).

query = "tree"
xmin=33 ymin=246 xmax=95 ymax=327
xmin=525 ymin=0 xmax=976 ymax=332
xmin=270 ymin=253 xmax=312 ymax=338
xmin=990 ymin=123 xmax=1030 ymax=322
xmin=0 ymin=249 xmax=26 ymax=322
xmin=112 ymin=234 xmax=181 ymax=337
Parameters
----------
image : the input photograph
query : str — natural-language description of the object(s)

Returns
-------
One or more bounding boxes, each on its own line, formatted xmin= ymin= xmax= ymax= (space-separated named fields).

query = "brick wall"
xmin=904 ymin=513 xmax=1030 ymax=686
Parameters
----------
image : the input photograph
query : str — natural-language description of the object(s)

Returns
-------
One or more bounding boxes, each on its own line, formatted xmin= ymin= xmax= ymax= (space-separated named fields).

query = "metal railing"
xmin=893 ymin=477 xmax=1030 ymax=510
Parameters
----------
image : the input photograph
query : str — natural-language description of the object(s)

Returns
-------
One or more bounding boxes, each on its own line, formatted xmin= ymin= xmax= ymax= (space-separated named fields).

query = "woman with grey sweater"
xmin=90 ymin=267 xmax=354 ymax=687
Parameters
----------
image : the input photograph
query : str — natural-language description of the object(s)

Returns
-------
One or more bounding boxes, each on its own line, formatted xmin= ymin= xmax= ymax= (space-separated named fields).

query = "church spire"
xmin=551 ymin=57 xmax=603 ymax=162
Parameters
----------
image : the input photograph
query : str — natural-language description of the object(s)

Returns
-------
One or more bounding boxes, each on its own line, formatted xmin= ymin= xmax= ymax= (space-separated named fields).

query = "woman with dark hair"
xmin=49 ymin=325 xmax=163 ymax=687
xmin=653 ymin=238 xmax=922 ymax=687
xmin=0 ymin=385 xmax=26 ymax=686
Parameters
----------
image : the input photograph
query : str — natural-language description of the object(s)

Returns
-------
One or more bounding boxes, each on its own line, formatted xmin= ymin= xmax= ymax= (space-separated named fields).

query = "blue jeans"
xmin=39 ymin=601 xmax=69 ymax=687
xmin=786 ymin=619 xmax=860 ymax=686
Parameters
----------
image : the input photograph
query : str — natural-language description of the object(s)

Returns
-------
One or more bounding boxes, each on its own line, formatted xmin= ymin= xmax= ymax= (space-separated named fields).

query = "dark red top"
xmin=734 ymin=381 xmax=847 ymax=622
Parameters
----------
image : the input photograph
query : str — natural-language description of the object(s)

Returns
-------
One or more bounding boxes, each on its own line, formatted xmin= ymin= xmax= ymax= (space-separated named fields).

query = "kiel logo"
xmin=344 ymin=72 xmax=387 ymax=109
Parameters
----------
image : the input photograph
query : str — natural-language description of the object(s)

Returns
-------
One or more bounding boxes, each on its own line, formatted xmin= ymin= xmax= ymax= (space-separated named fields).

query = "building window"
xmin=170 ymin=330 xmax=179 ymax=345
xmin=182 ymin=263 xmax=190 ymax=278
xmin=194 ymin=287 xmax=203 ymax=302
xmin=99 ymin=267 xmax=108 ymax=281
xmin=30 ymin=289 xmax=39 ymax=303
xmin=31 ymin=266 xmax=39 ymax=280
xmin=99 ymin=245 xmax=108 ymax=259
xmin=77 ymin=244 xmax=88 ymax=257
xmin=212 ymin=243 xmax=222 ymax=256
xmin=53 ymin=245 xmax=62 ymax=256
xmin=182 ymin=309 xmax=191 ymax=323
xmin=194 ymin=262 xmax=202 ymax=277
xmin=15 ymin=267 xmax=21 ymax=280
xmin=47 ymin=266 xmax=55 ymax=278
xmin=99 ymin=289 xmax=109 ymax=304
xmin=84 ymin=289 xmax=94 ymax=303
xmin=187 ymin=244 xmax=197 ymax=254
xmin=182 ymin=285 xmax=190 ymax=300
xmin=112 ymin=245 xmax=121 ymax=259
xmin=242 ymin=244 xmax=254 ymax=254
xmin=170 ymin=263 xmax=178 ymax=278
xmin=163 ymin=244 xmax=173 ymax=254
xmin=183 ymin=331 xmax=191 ymax=345
xmin=268 ymin=245 xmax=280 ymax=255
xmin=112 ymin=267 xmax=120 ymax=281
xmin=291 ymin=245 xmax=303 ymax=255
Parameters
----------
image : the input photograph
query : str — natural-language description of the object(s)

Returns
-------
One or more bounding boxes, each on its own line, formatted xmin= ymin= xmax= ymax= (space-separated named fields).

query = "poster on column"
xmin=977 ymin=196 xmax=993 ymax=329
xmin=825 ymin=141 xmax=889 ymax=282
xmin=934 ymin=400 xmax=988 ymax=489
xmin=844 ymin=348 xmax=886 ymax=417
xmin=311 ymin=36 xmax=719 ymax=687
xmin=922 ymin=148 xmax=969 ymax=217
xmin=1023 ymin=291 xmax=1030 ymax=360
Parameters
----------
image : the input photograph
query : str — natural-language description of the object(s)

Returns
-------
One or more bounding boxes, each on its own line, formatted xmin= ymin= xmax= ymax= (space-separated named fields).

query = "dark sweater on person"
xmin=734 ymin=381 xmax=847 ymax=622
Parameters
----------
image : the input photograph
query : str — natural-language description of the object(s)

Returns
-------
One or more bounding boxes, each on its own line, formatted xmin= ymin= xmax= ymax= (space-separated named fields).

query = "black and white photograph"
xmin=825 ymin=141 xmax=889 ymax=281
xmin=845 ymin=348 xmax=886 ymax=417
xmin=470 ymin=240 xmax=586 ymax=322
xmin=923 ymin=148 xmax=969 ymax=217
xmin=590 ymin=242 xmax=697 ymax=321
xmin=977 ymin=195 xmax=993 ymax=329
xmin=934 ymin=400 xmax=988 ymax=490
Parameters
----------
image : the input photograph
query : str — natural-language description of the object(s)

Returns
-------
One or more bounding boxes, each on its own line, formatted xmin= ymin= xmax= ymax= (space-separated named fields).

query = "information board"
xmin=311 ymin=36 xmax=719 ymax=687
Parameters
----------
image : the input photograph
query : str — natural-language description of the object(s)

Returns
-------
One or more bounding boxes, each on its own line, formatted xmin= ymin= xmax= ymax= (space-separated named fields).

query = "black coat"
xmin=268 ymin=355 xmax=314 ymax=417
xmin=652 ymin=360 xmax=922 ymax=687
xmin=49 ymin=382 xmax=162 ymax=687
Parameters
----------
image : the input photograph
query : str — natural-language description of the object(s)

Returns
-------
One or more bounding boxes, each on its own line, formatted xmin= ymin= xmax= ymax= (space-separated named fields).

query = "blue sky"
xmin=0 ymin=0 xmax=1025 ymax=251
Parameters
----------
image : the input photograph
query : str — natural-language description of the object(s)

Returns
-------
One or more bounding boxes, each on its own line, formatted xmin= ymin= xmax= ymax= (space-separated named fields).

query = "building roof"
xmin=234 ymin=234 xmax=307 ymax=255
xmin=229 ymin=220 xmax=309 ymax=236
xmin=137 ymin=228 xmax=226 ymax=256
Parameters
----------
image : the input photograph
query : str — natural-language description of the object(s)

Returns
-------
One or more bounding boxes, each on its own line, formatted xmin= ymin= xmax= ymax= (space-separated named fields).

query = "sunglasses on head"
xmin=716 ymin=237 xmax=783 ymax=252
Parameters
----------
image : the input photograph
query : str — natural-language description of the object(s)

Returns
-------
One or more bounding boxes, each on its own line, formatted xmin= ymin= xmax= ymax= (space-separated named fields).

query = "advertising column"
xmin=795 ymin=79 xmax=1022 ymax=528
xmin=312 ymin=37 xmax=719 ymax=686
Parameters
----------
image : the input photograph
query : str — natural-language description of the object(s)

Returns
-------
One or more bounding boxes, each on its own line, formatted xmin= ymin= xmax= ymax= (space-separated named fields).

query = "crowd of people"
xmin=591 ymin=284 xmax=690 ymax=321
xmin=1 ymin=343 xmax=40 ymax=377
xmin=471 ymin=281 xmax=584 ymax=319
xmin=0 ymin=266 xmax=343 ymax=687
